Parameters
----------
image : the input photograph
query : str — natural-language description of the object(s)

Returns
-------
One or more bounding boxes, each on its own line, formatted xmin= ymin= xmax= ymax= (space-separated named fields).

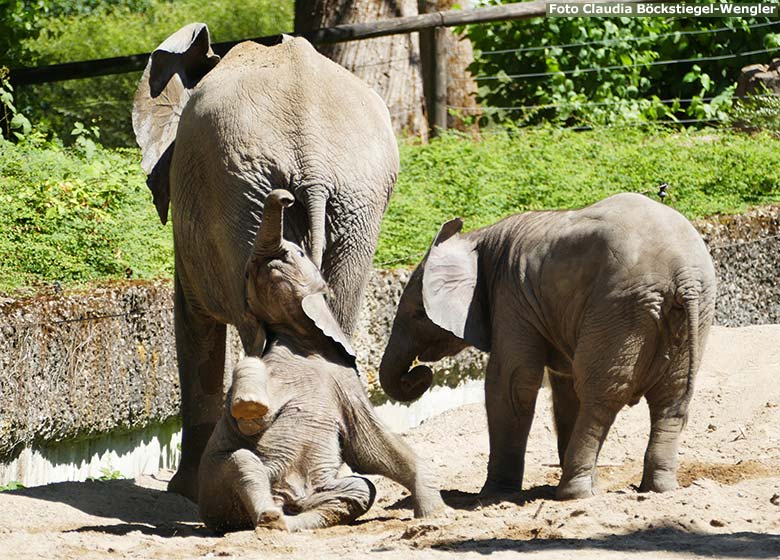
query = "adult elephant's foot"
xmin=479 ymin=477 xmax=522 ymax=497
xmin=168 ymin=467 xmax=200 ymax=503
xmin=171 ymin=421 xmax=217 ymax=502
xmin=555 ymin=474 xmax=596 ymax=500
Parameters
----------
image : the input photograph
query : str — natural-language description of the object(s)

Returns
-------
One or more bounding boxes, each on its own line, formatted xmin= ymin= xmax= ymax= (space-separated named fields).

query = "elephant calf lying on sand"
xmin=198 ymin=190 xmax=444 ymax=532
xmin=379 ymin=193 xmax=717 ymax=500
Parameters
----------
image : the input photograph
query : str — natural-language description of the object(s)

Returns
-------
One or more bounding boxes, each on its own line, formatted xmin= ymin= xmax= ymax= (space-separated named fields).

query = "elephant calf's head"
xmin=244 ymin=189 xmax=356 ymax=367
xmin=379 ymin=218 xmax=491 ymax=403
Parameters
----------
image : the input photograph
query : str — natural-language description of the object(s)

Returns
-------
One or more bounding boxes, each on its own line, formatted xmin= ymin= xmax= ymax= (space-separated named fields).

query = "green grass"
xmin=2 ymin=126 xmax=780 ymax=293
xmin=377 ymin=126 xmax=780 ymax=265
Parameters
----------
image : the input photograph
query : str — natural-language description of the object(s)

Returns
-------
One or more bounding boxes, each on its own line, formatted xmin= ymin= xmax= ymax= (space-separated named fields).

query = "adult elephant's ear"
xmin=422 ymin=219 xmax=491 ymax=351
xmin=132 ymin=22 xmax=220 ymax=224
xmin=302 ymin=293 xmax=357 ymax=369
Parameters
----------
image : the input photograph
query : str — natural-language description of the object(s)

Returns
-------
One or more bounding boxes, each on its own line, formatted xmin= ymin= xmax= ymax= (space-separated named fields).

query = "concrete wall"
xmin=1 ymin=206 xmax=778 ymax=484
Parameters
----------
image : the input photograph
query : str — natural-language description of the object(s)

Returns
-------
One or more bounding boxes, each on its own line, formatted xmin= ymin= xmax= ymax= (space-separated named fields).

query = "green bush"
xmin=0 ymin=132 xmax=171 ymax=291
xmin=466 ymin=0 xmax=779 ymax=126
xmin=15 ymin=0 xmax=294 ymax=146
xmin=3 ymin=127 xmax=780 ymax=292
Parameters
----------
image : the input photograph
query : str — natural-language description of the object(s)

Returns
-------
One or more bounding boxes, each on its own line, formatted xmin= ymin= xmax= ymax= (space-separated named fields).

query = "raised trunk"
xmin=379 ymin=324 xmax=434 ymax=402
xmin=253 ymin=189 xmax=295 ymax=257
xmin=295 ymin=0 xmax=428 ymax=140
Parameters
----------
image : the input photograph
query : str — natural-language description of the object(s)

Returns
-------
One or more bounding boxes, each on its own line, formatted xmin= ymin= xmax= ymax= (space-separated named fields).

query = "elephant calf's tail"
xmin=677 ymin=287 xmax=702 ymax=423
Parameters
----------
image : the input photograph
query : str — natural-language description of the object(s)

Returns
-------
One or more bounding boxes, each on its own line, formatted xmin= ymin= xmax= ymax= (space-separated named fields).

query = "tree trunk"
xmin=295 ymin=0 xmax=428 ymax=141
xmin=419 ymin=0 xmax=480 ymax=133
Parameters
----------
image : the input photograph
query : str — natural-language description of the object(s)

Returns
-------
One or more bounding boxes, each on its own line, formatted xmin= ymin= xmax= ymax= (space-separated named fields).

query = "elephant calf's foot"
xmin=168 ymin=467 xmax=199 ymax=503
xmin=413 ymin=490 xmax=448 ymax=518
xmin=255 ymin=508 xmax=288 ymax=531
xmin=556 ymin=475 xmax=597 ymax=500
xmin=639 ymin=470 xmax=678 ymax=493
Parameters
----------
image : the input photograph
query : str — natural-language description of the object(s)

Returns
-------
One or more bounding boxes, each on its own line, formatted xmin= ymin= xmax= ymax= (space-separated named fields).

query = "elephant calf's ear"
xmin=132 ymin=23 xmax=220 ymax=224
xmin=422 ymin=222 xmax=490 ymax=351
xmin=302 ymin=293 xmax=357 ymax=369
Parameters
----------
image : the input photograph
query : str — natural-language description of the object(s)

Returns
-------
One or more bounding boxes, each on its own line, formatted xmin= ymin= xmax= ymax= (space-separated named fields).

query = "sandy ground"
xmin=1 ymin=325 xmax=779 ymax=560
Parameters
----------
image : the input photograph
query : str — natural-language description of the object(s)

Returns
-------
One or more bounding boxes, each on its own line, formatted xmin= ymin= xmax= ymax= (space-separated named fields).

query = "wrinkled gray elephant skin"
xmin=380 ymin=193 xmax=717 ymax=500
xmin=132 ymin=24 xmax=398 ymax=501
xmin=198 ymin=190 xmax=444 ymax=532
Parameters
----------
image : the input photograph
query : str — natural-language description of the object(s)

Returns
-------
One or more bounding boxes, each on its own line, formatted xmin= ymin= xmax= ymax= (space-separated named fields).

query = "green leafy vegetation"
xmin=730 ymin=91 xmax=780 ymax=135
xmin=87 ymin=465 xmax=125 ymax=481
xmin=0 ymin=133 xmax=172 ymax=291
xmin=3 ymin=126 xmax=780 ymax=292
xmin=0 ymin=480 xmax=25 ymax=492
xmin=466 ymin=0 xmax=779 ymax=126
xmin=1 ymin=67 xmax=32 ymax=140
xmin=11 ymin=0 xmax=294 ymax=146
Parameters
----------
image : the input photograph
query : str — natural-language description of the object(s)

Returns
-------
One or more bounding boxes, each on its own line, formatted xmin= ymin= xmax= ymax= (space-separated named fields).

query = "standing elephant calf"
xmin=379 ymin=193 xmax=716 ymax=500
xmin=198 ymin=191 xmax=444 ymax=532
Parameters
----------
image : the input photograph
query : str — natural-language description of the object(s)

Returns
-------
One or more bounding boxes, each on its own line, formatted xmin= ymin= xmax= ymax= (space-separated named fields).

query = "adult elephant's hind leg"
xmin=169 ymin=272 xmax=226 ymax=502
xmin=285 ymin=476 xmax=376 ymax=531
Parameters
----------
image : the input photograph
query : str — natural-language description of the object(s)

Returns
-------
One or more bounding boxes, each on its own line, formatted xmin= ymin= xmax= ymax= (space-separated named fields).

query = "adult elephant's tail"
xmin=304 ymin=185 xmax=330 ymax=269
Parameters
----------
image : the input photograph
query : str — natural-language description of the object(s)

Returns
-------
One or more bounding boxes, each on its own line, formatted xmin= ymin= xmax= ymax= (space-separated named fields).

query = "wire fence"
xmin=468 ymin=46 xmax=780 ymax=82
xmin=479 ymin=20 xmax=780 ymax=56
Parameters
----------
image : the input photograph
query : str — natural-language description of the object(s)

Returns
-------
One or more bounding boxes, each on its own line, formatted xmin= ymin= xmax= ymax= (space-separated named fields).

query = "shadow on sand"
xmin=389 ymin=485 xmax=558 ymax=512
xmin=431 ymin=527 xmax=780 ymax=558
xmin=6 ymin=478 xmax=205 ymax=538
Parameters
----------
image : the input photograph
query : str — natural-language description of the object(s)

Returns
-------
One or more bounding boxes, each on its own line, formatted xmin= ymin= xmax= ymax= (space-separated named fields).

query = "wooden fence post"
xmin=432 ymin=26 xmax=448 ymax=136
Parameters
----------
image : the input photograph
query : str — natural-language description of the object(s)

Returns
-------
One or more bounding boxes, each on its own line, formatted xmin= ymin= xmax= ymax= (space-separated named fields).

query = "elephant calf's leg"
xmin=481 ymin=357 xmax=544 ymax=496
xmin=556 ymin=402 xmax=620 ymax=500
xmin=345 ymin=405 xmax=445 ymax=518
xmin=200 ymin=449 xmax=285 ymax=532
xmin=640 ymin=376 xmax=691 ymax=493
xmin=285 ymin=476 xmax=375 ymax=531
xmin=548 ymin=369 xmax=580 ymax=468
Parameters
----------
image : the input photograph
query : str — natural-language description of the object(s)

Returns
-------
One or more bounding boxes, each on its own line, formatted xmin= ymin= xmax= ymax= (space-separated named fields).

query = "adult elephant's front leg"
xmin=481 ymin=350 xmax=545 ymax=496
xmin=284 ymin=476 xmax=376 ymax=531
xmin=169 ymin=271 xmax=226 ymax=502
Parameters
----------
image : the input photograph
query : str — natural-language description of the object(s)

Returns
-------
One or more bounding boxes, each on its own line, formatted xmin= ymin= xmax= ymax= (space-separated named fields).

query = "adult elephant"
xmin=133 ymin=23 xmax=398 ymax=501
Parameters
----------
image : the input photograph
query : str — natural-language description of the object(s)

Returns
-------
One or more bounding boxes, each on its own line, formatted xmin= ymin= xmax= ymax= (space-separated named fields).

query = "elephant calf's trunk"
xmin=379 ymin=331 xmax=434 ymax=402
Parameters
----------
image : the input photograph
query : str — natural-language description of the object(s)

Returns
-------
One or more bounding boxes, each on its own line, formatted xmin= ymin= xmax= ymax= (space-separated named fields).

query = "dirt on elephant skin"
xmin=0 ymin=325 xmax=779 ymax=559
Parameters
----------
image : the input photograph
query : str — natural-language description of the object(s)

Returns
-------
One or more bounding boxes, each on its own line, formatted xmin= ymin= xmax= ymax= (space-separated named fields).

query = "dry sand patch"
xmin=0 ymin=325 xmax=778 ymax=559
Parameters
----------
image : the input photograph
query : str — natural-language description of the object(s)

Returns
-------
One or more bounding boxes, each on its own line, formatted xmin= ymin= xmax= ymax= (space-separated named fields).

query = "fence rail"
xmin=7 ymin=0 xmax=659 ymax=133
xmin=7 ymin=1 xmax=552 ymax=86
